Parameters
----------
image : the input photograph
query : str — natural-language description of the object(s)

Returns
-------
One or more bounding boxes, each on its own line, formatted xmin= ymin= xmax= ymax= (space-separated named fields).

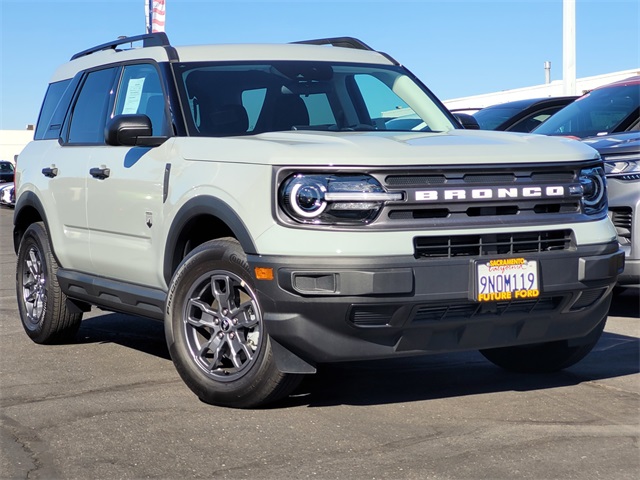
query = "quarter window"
xmin=34 ymin=80 xmax=71 ymax=140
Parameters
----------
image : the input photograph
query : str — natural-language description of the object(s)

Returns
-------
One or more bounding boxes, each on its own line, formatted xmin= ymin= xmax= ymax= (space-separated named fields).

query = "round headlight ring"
xmin=289 ymin=180 xmax=327 ymax=218
xmin=580 ymin=168 xmax=605 ymax=207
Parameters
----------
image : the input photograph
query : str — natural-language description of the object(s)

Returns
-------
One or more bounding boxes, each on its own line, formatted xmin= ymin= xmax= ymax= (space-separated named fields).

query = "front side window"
xmin=114 ymin=63 xmax=167 ymax=136
xmin=173 ymin=61 xmax=455 ymax=136
xmin=67 ymin=67 xmax=118 ymax=144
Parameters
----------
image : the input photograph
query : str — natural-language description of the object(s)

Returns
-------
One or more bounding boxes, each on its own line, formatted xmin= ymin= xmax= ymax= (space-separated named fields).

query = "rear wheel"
xmin=165 ymin=238 xmax=302 ymax=408
xmin=16 ymin=222 xmax=82 ymax=344
xmin=480 ymin=309 xmax=608 ymax=373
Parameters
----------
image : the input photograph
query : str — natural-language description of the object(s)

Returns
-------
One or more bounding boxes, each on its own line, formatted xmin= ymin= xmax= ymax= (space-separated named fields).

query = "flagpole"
xmin=145 ymin=0 xmax=150 ymax=34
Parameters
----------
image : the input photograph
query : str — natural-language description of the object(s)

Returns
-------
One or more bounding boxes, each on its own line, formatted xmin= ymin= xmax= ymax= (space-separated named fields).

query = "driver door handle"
xmin=89 ymin=166 xmax=110 ymax=179
xmin=42 ymin=167 xmax=58 ymax=178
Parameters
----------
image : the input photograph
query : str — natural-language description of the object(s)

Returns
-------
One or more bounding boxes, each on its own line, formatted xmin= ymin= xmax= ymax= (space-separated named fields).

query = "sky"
xmin=0 ymin=0 xmax=638 ymax=130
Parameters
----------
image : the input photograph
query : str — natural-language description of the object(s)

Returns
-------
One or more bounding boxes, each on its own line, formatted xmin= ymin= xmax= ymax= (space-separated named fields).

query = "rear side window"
xmin=67 ymin=67 xmax=118 ymax=144
xmin=34 ymin=80 xmax=71 ymax=140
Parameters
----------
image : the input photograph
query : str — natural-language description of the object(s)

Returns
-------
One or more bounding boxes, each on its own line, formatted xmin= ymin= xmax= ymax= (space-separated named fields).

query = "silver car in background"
xmin=583 ymin=133 xmax=640 ymax=287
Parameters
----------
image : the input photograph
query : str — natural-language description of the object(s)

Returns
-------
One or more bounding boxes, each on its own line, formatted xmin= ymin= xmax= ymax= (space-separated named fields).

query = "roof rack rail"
xmin=292 ymin=36 xmax=374 ymax=51
xmin=292 ymin=36 xmax=400 ymax=66
xmin=70 ymin=32 xmax=170 ymax=61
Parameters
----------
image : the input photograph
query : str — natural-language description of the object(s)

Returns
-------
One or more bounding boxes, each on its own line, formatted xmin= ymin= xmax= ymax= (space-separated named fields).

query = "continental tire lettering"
xmin=229 ymin=252 xmax=245 ymax=269
xmin=166 ymin=267 xmax=184 ymax=314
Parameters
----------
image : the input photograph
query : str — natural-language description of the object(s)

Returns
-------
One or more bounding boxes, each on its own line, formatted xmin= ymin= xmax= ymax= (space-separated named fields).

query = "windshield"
xmin=533 ymin=83 xmax=640 ymax=138
xmin=173 ymin=61 xmax=456 ymax=136
xmin=0 ymin=162 xmax=15 ymax=173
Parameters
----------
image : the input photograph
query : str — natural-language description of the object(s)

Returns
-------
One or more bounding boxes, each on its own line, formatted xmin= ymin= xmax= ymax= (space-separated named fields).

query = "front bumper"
xmin=249 ymin=241 xmax=623 ymax=369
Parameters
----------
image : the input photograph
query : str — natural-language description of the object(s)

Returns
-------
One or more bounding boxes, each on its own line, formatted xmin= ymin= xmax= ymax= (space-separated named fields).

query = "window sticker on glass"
xmin=122 ymin=77 xmax=146 ymax=114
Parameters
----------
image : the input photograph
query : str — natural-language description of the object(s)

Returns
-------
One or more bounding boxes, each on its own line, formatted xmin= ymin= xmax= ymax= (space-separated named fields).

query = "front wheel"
xmin=479 ymin=309 xmax=608 ymax=373
xmin=165 ymin=238 xmax=302 ymax=408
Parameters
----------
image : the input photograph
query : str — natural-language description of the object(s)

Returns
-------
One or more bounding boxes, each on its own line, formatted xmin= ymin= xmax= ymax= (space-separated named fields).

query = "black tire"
xmin=165 ymin=238 xmax=302 ymax=408
xmin=479 ymin=310 xmax=608 ymax=373
xmin=16 ymin=222 xmax=82 ymax=344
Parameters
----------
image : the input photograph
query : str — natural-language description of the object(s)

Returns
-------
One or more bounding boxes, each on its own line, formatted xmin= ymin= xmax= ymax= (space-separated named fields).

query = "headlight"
xmin=579 ymin=167 xmax=607 ymax=215
xmin=603 ymin=154 xmax=640 ymax=181
xmin=280 ymin=173 xmax=402 ymax=225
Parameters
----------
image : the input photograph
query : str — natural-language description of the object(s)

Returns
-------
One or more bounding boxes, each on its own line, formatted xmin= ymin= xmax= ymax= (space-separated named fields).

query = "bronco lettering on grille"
xmin=414 ymin=186 xmax=566 ymax=202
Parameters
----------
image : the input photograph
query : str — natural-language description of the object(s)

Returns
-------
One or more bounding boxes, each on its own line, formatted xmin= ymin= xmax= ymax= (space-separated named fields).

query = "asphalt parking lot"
xmin=0 ymin=206 xmax=638 ymax=480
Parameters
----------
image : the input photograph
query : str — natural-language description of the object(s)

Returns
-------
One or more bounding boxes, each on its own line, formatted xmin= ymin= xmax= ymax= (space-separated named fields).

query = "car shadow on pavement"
xmin=283 ymin=328 xmax=639 ymax=408
xmin=75 ymin=312 xmax=171 ymax=360
xmin=71 ymin=289 xmax=638 ymax=409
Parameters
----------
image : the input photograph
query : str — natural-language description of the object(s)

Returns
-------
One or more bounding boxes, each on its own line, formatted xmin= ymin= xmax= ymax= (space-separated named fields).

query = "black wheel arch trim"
xmin=13 ymin=191 xmax=52 ymax=255
xmin=163 ymin=196 xmax=257 ymax=285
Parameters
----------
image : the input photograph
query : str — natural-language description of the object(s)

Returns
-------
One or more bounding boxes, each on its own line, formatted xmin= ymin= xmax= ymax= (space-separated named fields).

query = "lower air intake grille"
xmin=570 ymin=288 xmax=608 ymax=310
xmin=414 ymin=230 xmax=573 ymax=258
xmin=413 ymin=297 xmax=563 ymax=323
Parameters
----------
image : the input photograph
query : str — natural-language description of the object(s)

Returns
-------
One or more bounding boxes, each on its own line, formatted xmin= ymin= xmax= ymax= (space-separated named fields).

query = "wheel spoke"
xmin=228 ymin=333 xmax=253 ymax=368
xmin=211 ymin=275 xmax=233 ymax=311
xmin=27 ymin=249 xmax=41 ymax=277
xmin=199 ymin=334 xmax=224 ymax=371
xmin=187 ymin=298 xmax=218 ymax=329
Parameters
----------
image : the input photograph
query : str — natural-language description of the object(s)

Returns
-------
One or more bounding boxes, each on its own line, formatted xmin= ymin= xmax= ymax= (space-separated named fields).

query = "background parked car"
xmin=583 ymin=132 xmax=640 ymax=287
xmin=472 ymin=96 xmax=578 ymax=132
xmin=532 ymin=76 xmax=640 ymax=138
xmin=0 ymin=182 xmax=15 ymax=208
xmin=0 ymin=160 xmax=15 ymax=183
xmin=529 ymin=77 xmax=639 ymax=288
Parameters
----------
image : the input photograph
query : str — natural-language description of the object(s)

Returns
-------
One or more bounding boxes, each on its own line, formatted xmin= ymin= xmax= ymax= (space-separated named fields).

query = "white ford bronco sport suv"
xmin=14 ymin=33 xmax=624 ymax=408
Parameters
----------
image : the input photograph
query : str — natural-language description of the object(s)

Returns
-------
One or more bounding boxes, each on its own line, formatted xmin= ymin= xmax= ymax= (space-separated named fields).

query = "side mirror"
xmin=453 ymin=113 xmax=480 ymax=130
xmin=105 ymin=114 xmax=168 ymax=146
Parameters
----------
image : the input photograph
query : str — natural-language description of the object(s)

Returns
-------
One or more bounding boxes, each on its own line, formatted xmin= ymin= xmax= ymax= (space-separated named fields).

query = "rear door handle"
xmin=90 ymin=166 xmax=110 ymax=179
xmin=42 ymin=167 xmax=58 ymax=178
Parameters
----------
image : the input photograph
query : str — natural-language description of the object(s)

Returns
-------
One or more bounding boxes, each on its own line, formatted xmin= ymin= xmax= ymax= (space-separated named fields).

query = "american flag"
xmin=145 ymin=0 xmax=166 ymax=33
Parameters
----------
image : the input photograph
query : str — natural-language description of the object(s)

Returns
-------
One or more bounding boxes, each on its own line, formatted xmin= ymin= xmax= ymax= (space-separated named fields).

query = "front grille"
xmin=376 ymin=164 xmax=587 ymax=229
xmin=414 ymin=230 xmax=573 ymax=258
xmin=609 ymin=207 xmax=633 ymax=243
xmin=412 ymin=296 xmax=563 ymax=323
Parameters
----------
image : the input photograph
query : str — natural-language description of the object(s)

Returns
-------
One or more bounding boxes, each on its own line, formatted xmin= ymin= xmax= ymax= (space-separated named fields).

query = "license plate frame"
xmin=474 ymin=258 xmax=540 ymax=302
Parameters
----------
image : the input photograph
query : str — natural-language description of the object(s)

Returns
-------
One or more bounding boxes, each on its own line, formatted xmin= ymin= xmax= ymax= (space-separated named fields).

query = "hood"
xmin=582 ymin=132 xmax=640 ymax=157
xmin=178 ymin=129 xmax=600 ymax=166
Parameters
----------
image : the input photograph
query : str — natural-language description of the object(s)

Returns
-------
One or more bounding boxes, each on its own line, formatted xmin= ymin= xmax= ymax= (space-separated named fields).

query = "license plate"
xmin=476 ymin=258 xmax=540 ymax=302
